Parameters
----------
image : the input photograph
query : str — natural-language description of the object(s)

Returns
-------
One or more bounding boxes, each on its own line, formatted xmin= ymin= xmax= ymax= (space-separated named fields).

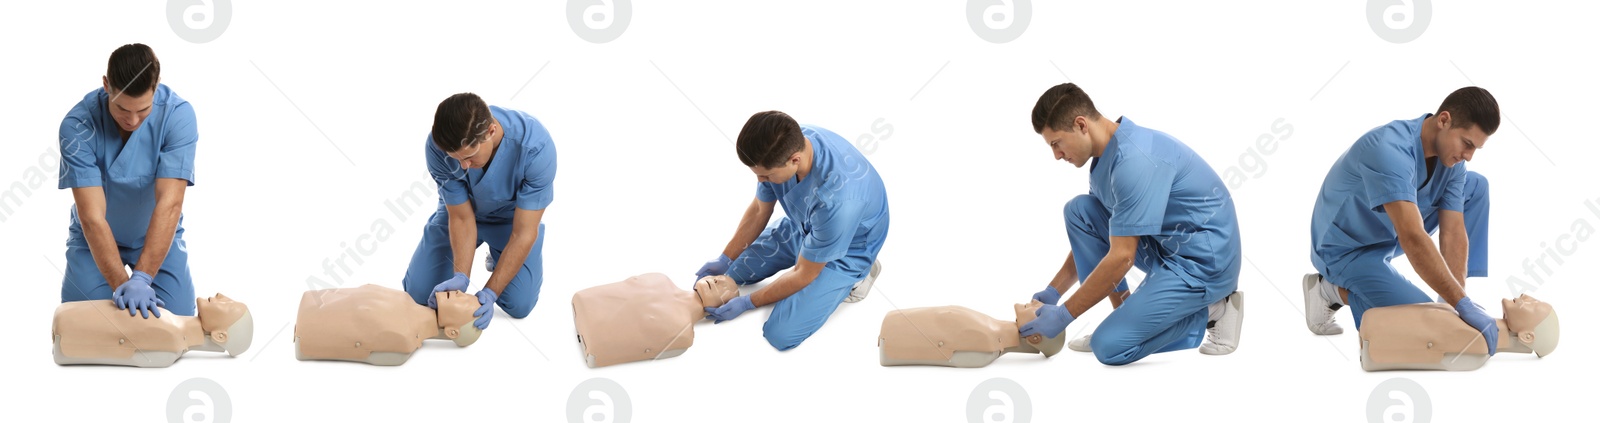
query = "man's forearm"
xmin=448 ymin=215 xmax=478 ymax=276
xmin=1400 ymin=230 xmax=1464 ymax=304
xmin=750 ymin=270 xmax=815 ymax=307
xmin=81 ymin=218 xmax=128 ymax=288
xmin=1441 ymin=230 xmax=1469 ymax=288
xmin=486 ymin=227 xmax=538 ymax=295
xmin=1047 ymin=251 xmax=1078 ymax=294
xmin=133 ymin=200 xmax=181 ymax=276
xmin=1064 ymin=252 xmax=1133 ymax=317
xmin=721 ymin=201 xmax=772 ymax=260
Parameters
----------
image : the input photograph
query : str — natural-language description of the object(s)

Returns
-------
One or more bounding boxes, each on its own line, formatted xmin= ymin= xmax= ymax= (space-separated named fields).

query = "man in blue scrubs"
xmin=1019 ymin=83 xmax=1245 ymax=365
xmin=58 ymin=44 xmax=198 ymax=318
xmin=402 ymin=93 xmax=555 ymax=331
xmin=1302 ymin=87 xmax=1501 ymax=353
xmin=694 ymin=111 xmax=889 ymax=351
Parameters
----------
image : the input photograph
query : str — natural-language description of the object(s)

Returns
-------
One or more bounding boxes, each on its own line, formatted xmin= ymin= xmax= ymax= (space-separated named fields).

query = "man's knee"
xmin=1465 ymin=171 xmax=1489 ymax=199
xmin=1090 ymin=335 xmax=1139 ymax=366
xmin=501 ymin=295 xmax=537 ymax=319
xmin=762 ymin=326 xmax=815 ymax=351
xmin=1064 ymin=195 xmax=1103 ymax=221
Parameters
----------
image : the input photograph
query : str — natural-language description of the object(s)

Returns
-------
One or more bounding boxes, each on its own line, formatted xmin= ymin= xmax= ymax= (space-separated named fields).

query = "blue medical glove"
xmin=429 ymin=272 xmax=470 ymax=309
xmin=112 ymin=271 xmax=164 ymax=319
xmin=704 ymin=295 xmax=754 ymax=324
xmin=1031 ymin=285 xmax=1062 ymax=305
xmin=1019 ymin=304 xmax=1075 ymax=339
xmin=695 ymin=254 xmax=733 ymax=280
xmin=472 ymin=289 xmax=498 ymax=330
xmin=1454 ymin=296 xmax=1499 ymax=355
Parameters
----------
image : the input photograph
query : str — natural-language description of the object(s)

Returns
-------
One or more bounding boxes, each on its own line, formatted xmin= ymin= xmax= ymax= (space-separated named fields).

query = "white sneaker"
xmin=1302 ymin=273 xmax=1344 ymax=335
xmin=1067 ymin=334 xmax=1093 ymax=353
xmin=1200 ymin=291 xmax=1244 ymax=355
xmin=844 ymin=260 xmax=882 ymax=303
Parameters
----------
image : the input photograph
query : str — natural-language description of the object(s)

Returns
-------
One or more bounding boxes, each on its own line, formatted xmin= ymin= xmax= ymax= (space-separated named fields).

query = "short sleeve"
xmin=155 ymin=102 xmax=198 ymax=185
xmin=426 ymin=138 xmax=470 ymax=206
xmin=1355 ymin=139 xmax=1418 ymax=212
xmin=756 ymin=182 xmax=778 ymax=202
xmin=800 ymin=200 xmax=865 ymax=264
xmin=515 ymin=141 xmax=557 ymax=211
xmin=1105 ymin=155 xmax=1175 ymax=237
xmin=57 ymin=112 xmax=101 ymax=189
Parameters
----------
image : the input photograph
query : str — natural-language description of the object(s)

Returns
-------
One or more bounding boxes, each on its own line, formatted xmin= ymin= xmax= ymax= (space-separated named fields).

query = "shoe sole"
xmin=1302 ymin=273 xmax=1343 ymax=335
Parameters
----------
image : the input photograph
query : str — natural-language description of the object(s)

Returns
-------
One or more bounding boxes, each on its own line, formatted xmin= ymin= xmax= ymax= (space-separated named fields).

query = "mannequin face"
xmin=435 ymin=291 xmax=482 ymax=346
xmin=1014 ymin=300 xmax=1045 ymax=345
xmin=1502 ymin=294 xmax=1553 ymax=334
xmin=694 ymin=275 xmax=740 ymax=308
xmin=196 ymin=293 xmax=245 ymax=323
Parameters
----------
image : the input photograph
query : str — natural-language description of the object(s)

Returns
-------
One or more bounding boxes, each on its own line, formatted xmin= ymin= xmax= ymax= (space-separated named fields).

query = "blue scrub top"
xmin=425 ymin=106 xmax=557 ymax=224
xmin=1310 ymin=114 xmax=1466 ymax=270
xmin=755 ymin=124 xmax=889 ymax=265
xmin=1089 ymin=117 xmax=1241 ymax=298
xmin=58 ymin=84 xmax=198 ymax=248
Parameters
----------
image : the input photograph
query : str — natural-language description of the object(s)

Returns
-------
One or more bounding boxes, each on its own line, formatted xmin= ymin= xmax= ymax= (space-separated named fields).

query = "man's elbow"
xmin=1102 ymin=247 xmax=1136 ymax=270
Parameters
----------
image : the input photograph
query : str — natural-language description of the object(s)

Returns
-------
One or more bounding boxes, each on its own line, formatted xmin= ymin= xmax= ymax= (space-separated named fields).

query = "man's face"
xmin=102 ymin=80 xmax=155 ymax=134
xmin=1040 ymin=121 xmax=1093 ymax=168
xmin=447 ymin=142 xmax=490 ymax=170
xmin=749 ymin=153 xmax=800 ymax=184
xmin=1435 ymin=114 xmax=1490 ymax=168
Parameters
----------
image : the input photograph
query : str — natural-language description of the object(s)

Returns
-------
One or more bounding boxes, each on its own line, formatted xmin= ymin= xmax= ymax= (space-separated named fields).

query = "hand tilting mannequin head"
xmin=1359 ymin=294 xmax=1558 ymax=371
xmin=52 ymin=294 xmax=254 ymax=368
xmin=294 ymin=284 xmax=481 ymax=366
xmin=695 ymin=275 xmax=740 ymax=309
xmin=878 ymin=300 xmax=1067 ymax=368
xmin=572 ymin=273 xmax=738 ymax=368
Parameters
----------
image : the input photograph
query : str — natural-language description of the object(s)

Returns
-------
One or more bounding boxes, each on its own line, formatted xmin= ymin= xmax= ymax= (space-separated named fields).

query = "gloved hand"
xmin=1031 ymin=285 xmax=1062 ymax=305
xmin=1019 ymin=304 xmax=1075 ymax=339
xmin=472 ymin=289 xmax=498 ymax=330
xmin=695 ymin=254 xmax=733 ymax=280
xmin=1454 ymin=296 xmax=1499 ymax=355
xmin=705 ymin=295 xmax=754 ymax=324
xmin=112 ymin=270 xmax=164 ymax=319
xmin=429 ymin=272 xmax=470 ymax=309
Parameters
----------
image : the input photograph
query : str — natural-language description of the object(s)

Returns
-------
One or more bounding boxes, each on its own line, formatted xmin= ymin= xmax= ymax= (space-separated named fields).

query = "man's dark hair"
xmin=1437 ymin=86 xmax=1500 ymax=135
xmin=107 ymin=43 xmax=160 ymax=97
xmin=735 ymin=111 xmax=806 ymax=169
xmin=1031 ymin=82 xmax=1103 ymax=134
xmin=431 ymin=93 xmax=493 ymax=152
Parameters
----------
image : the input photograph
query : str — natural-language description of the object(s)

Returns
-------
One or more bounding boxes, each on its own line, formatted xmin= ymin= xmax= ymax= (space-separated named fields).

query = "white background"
xmin=2 ymin=1 xmax=1594 ymax=421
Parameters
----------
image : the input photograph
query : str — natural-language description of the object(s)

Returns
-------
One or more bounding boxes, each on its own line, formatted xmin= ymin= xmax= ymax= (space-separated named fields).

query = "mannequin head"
xmin=694 ymin=275 xmax=740 ymax=309
xmin=196 ymin=294 xmax=253 ymax=356
xmin=435 ymin=291 xmax=483 ymax=347
xmin=1013 ymin=300 xmax=1065 ymax=357
xmin=1502 ymin=294 xmax=1559 ymax=357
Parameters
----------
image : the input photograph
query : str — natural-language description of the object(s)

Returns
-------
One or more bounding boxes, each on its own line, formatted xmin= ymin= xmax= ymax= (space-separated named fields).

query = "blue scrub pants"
xmin=1065 ymin=195 xmax=1222 ymax=366
xmin=726 ymin=217 xmax=885 ymax=351
xmin=1323 ymin=171 xmax=1490 ymax=329
xmin=61 ymin=226 xmax=196 ymax=316
xmin=402 ymin=209 xmax=545 ymax=319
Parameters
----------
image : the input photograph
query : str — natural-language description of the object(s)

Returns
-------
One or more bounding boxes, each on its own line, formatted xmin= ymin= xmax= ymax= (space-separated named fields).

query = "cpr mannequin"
xmin=52 ymin=294 xmax=254 ymax=368
xmin=1359 ymin=294 xmax=1559 ymax=371
xmin=294 ymin=284 xmax=482 ymax=366
xmin=878 ymin=300 xmax=1067 ymax=368
xmin=571 ymin=273 xmax=739 ymax=368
